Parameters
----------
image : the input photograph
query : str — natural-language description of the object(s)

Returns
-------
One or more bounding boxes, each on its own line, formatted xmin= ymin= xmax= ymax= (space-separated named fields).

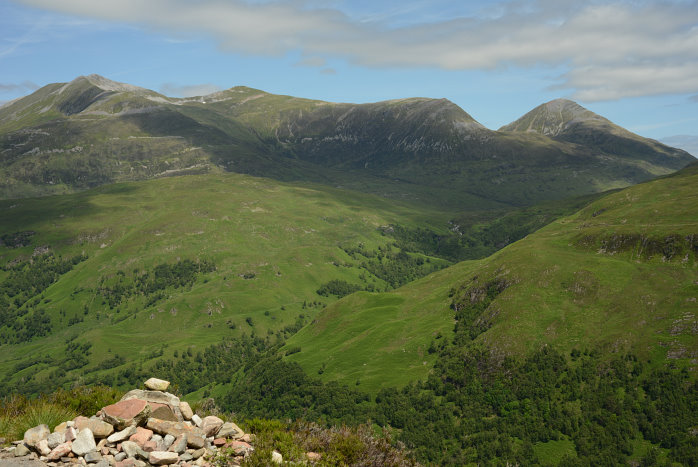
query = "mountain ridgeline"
xmin=0 ymin=75 xmax=692 ymax=207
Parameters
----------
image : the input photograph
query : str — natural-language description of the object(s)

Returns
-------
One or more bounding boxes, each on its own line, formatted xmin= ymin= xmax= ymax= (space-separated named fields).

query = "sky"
xmin=1 ymin=0 xmax=697 ymax=154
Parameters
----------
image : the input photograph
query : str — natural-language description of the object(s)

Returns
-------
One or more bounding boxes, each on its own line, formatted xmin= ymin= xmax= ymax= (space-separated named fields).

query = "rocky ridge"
xmin=0 ymin=378 xmax=285 ymax=467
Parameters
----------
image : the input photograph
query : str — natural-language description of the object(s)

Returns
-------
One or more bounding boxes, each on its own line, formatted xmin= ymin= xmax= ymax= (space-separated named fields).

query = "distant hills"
xmin=1 ymin=75 xmax=693 ymax=207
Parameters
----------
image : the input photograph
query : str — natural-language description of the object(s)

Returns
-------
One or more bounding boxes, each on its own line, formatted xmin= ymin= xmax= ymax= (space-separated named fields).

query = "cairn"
xmin=1 ymin=378 xmax=265 ymax=467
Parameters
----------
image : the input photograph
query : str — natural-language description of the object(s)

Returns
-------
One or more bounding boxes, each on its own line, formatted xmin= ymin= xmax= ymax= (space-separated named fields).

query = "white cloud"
xmin=0 ymin=80 xmax=39 ymax=93
xmin=160 ymin=83 xmax=222 ymax=97
xmin=15 ymin=0 xmax=698 ymax=101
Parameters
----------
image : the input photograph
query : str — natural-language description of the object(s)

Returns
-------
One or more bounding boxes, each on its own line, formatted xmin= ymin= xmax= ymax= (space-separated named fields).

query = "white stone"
xmin=191 ymin=414 xmax=202 ymax=428
xmin=71 ymin=428 xmax=97 ymax=456
xmin=148 ymin=451 xmax=179 ymax=465
xmin=272 ymin=450 xmax=283 ymax=464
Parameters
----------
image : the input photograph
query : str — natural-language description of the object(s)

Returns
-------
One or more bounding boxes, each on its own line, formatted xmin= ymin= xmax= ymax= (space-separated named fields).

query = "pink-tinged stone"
xmin=212 ymin=438 xmax=226 ymax=447
xmin=142 ymin=440 xmax=158 ymax=452
xmin=115 ymin=459 xmax=139 ymax=467
xmin=102 ymin=399 xmax=150 ymax=429
xmin=128 ymin=427 xmax=153 ymax=448
xmin=228 ymin=440 xmax=253 ymax=455
xmin=306 ymin=451 xmax=321 ymax=461
xmin=64 ymin=427 xmax=77 ymax=442
xmin=148 ymin=451 xmax=179 ymax=465
xmin=240 ymin=433 xmax=254 ymax=443
xmin=200 ymin=416 xmax=223 ymax=437
xmin=47 ymin=442 xmax=73 ymax=461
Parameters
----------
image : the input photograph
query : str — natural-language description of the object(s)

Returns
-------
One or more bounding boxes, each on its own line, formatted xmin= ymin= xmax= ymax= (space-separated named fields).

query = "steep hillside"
xmin=0 ymin=172 xmax=455 ymax=395
xmin=1 ymin=76 xmax=693 ymax=209
xmin=284 ymin=162 xmax=698 ymax=390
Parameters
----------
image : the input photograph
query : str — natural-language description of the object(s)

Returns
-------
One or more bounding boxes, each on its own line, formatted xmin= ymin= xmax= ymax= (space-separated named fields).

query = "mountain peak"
xmin=499 ymin=98 xmax=607 ymax=136
xmin=65 ymin=74 xmax=146 ymax=94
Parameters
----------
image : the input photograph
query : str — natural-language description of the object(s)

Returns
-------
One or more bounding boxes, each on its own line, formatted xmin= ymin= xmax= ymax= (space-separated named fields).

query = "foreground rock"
xmin=3 ymin=377 xmax=255 ymax=467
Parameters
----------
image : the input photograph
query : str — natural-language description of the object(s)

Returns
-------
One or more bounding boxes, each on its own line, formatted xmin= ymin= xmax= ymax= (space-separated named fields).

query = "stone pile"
xmin=1 ymin=378 xmax=266 ymax=467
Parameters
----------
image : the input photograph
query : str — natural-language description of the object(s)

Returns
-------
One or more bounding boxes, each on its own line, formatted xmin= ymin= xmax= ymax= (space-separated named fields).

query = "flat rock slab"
xmin=121 ymin=390 xmax=180 ymax=408
xmin=102 ymin=399 xmax=150 ymax=429
xmin=149 ymin=403 xmax=178 ymax=422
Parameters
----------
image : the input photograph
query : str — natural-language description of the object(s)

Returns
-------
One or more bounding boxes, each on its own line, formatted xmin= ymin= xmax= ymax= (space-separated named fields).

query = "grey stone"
xmin=148 ymin=451 xmax=178 ymax=465
xmin=167 ymin=435 xmax=186 ymax=454
xmin=179 ymin=453 xmax=193 ymax=462
xmin=14 ymin=444 xmax=30 ymax=457
xmin=217 ymin=422 xmax=243 ymax=440
xmin=84 ymin=451 xmax=102 ymax=463
xmin=120 ymin=441 xmax=146 ymax=460
xmin=46 ymin=433 xmax=64 ymax=450
xmin=162 ymin=434 xmax=174 ymax=450
xmin=94 ymin=461 xmax=110 ymax=467
xmin=23 ymin=425 xmax=50 ymax=449
xmin=190 ymin=448 xmax=206 ymax=460
xmin=114 ymin=452 xmax=127 ymax=462
xmin=71 ymin=428 xmax=97 ymax=457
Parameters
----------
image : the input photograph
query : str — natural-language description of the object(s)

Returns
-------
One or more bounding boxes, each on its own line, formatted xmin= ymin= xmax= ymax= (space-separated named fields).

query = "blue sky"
xmin=1 ymin=0 xmax=697 ymax=153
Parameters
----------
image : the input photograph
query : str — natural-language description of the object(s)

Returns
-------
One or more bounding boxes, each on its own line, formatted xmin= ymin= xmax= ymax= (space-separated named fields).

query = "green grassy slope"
xmin=0 ymin=172 xmax=454 ymax=393
xmin=284 ymin=163 xmax=698 ymax=389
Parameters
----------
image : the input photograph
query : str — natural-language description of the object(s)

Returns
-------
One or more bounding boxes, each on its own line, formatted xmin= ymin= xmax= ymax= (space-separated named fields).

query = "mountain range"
xmin=0 ymin=75 xmax=696 ymax=465
xmin=0 ymin=74 xmax=693 ymax=208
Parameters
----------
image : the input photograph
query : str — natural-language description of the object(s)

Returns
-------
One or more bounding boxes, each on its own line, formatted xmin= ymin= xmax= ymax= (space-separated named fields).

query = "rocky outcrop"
xmin=1 ymin=379 xmax=259 ymax=467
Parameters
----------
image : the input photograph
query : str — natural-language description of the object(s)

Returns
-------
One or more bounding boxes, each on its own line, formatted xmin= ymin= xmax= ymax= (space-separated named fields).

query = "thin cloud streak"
xmin=160 ymin=83 xmax=223 ymax=97
xmin=15 ymin=0 xmax=698 ymax=101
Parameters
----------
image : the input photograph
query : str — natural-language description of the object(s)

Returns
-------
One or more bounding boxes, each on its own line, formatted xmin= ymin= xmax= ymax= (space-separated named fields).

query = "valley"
xmin=0 ymin=75 xmax=696 ymax=466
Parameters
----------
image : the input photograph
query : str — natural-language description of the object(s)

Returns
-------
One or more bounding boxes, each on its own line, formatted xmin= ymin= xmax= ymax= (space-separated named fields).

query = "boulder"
xmin=148 ymin=451 xmax=179 ymax=465
xmin=200 ymin=416 xmax=223 ymax=437
xmin=144 ymin=378 xmax=171 ymax=392
xmin=72 ymin=428 xmax=97 ymax=456
xmin=102 ymin=399 xmax=150 ymax=429
xmin=23 ymin=424 xmax=50 ymax=449
xmin=74 ymin=417 xmax=114 ymax=438
xmin=179 ymin=402 xmax=193 ymax=421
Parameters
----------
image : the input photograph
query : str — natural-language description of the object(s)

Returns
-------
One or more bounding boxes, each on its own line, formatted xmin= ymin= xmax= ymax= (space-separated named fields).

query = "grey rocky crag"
xmin=0 ymin=379 xmax=259 ymax=467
